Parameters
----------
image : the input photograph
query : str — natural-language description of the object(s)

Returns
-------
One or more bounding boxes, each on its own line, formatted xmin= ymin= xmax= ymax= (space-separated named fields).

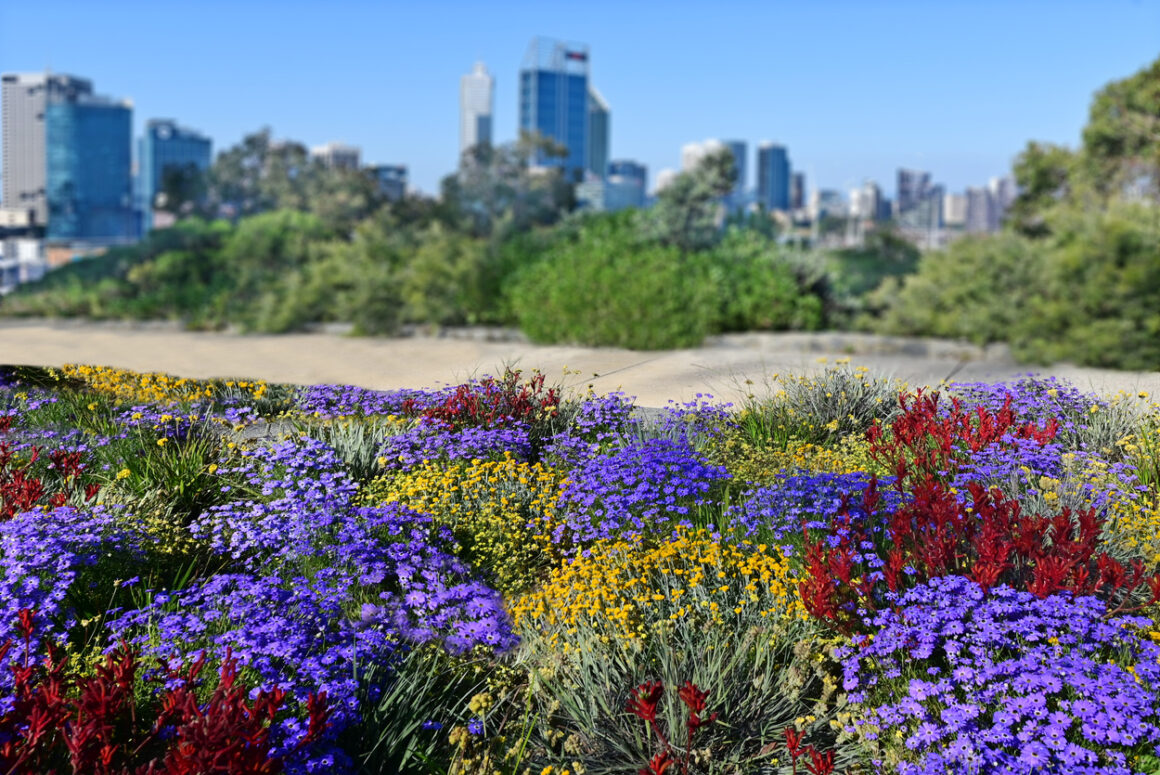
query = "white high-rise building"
xmin=2 ymin=72 xmax=93 ymax=225
xmin=943 ymin=192 xmax=968 ymax=227
xmin=460 ymin=62 xmax=494 ymax=158
xmin=849 ymin=181 xmax=881 ymax=220
xmin=989 ymin=176 xmax=1018 ymax=217
xmin=965 ymin=187 xmax=995 ymax=233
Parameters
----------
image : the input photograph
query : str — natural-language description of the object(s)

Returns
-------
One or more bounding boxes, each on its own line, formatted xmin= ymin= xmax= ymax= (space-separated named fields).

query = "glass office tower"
xmin=519 ymin=37 xmax=590 ymax=183
xmin=45 ymin=94 xmax=134 ymax=241
xmin=757 ymin=142 xmax=791 ymax=212
xmin=139 ymin=119 xmax=212 ymax=232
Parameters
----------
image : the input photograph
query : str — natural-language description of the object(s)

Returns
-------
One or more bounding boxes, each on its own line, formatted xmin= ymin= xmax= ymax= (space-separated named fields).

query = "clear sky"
xmin=2 ymin=0 xmax=1159 ymax=200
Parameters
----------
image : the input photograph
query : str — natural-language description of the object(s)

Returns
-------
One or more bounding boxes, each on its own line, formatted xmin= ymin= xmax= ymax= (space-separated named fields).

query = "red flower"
xmin=627 ymin=680 xmax=664 ymax=724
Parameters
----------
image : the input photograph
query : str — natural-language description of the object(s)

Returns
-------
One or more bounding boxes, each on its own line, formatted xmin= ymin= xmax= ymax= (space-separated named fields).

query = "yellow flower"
xmin=115 ymin=468 xmax=131 ymax=480
xmin=156 ymin=438 xmax=168 ymax=446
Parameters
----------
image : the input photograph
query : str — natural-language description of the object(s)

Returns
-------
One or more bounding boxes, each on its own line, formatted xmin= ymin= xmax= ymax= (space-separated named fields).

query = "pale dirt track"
xmin=2 ymin=319 xmax=1158 ymax=407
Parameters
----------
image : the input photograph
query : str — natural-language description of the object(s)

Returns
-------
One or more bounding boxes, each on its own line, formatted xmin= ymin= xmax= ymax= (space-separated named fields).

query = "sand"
xmin=2 ymin=319 xmax=1158 ymax=407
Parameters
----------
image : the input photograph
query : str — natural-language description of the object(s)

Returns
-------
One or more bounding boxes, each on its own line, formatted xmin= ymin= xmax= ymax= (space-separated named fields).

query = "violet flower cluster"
xmin=0 ymin=505 xmax=143 ymax=711
xmin=188 ymin=436 xmax=516 ymax=654
xmin=377 ymin=421 xmax=534 ymax=471
xmin=554 ymin=437 xmax=731 ymax=545
xmin=294 ymin=383 xmax=443 ymax=418
xmin=541 ymin=392 xmax=642 ymax=464
xmin=727 ymin=472 xmax=905 ymax=546
xmin=838 ymin=575 xmax=1160 ymax=775
xmin=190 ymin=435 xmax=359 ymax=566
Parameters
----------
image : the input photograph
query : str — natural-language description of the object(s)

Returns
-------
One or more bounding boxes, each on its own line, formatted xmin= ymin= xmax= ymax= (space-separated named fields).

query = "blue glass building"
xmin=608 ymin=159 xmax=647 ymax=192
xmin=138 ymin=119 xmax=212 ymax=232
xmin=757 ymin=143 xmax=791 ymax=212
xmin=45 ymin=94 xmax=134 ymax=241
xmin=519 ymin=37 xmax=589 ymax=183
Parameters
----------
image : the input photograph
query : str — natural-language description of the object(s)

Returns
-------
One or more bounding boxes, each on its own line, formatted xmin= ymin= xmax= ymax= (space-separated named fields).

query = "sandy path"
xmin=2 ymin=319 xmax=1158 ymax=407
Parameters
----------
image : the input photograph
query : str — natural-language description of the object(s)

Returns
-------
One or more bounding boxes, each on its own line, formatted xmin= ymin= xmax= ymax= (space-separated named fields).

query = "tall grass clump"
xmin=737 ymin=361 xmax=907 ymax=448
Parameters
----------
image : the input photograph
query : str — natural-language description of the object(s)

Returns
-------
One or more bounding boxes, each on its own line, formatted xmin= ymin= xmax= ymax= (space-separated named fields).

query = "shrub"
xmin=508 ymin=211 xmax=718 ymax=350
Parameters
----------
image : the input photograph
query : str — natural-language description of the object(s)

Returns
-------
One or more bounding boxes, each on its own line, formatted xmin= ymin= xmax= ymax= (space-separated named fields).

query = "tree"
xmin=1081 ymin=56 xmax=1160 ymax=199
xmin=634 ymin=147 xmax=737 ymax=254
xmin=440 ymin=131 xmax=576 ymax=238
xmin=1008 ymin=142 xmax=1079 ymax=237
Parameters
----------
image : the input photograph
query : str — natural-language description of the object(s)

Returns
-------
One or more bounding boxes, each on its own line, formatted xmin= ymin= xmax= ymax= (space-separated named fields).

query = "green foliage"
xmin=868 ymin=232 xmax=1043 ymax=346
xmin=740 ymin=363 xmax=908 ymax=447
xmin=339 ymin=645 xmax=492 ymax=775
xmin=1010 ymin=201 xmax=1160 ymax=370
xmin=708 ymin=227 xmax=827 ymax=333
xmin=825 ymin=226 xmax=921 ymax=305
xmin=439 ymin=131 xmax=577 ymax=238
xmin=634 ymin=146 xmax=737 ymax=254
xmin=1081 ymin=57 xmax=1160 ymax=199
xmin=509 ymin=211 xmax=718 ymax=349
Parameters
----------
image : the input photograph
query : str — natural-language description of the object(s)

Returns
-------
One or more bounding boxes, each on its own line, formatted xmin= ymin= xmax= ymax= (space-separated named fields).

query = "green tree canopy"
xmin=635 ymin=146 xmax=737 ymax=254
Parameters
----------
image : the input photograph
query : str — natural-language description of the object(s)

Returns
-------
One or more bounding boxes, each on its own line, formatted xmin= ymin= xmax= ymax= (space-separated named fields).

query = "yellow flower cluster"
xmin=720 ymin=434 xmax=882 ymax=484
xmin=1102 ymin=493 xmax=1160 ymax=570
xmin=511 ymin=529 xmax=806 ymax=651
xmin=57 ymin=364 xmax=268 ymax=404
xmin=362 ymin=454 xmax=569 ymax=594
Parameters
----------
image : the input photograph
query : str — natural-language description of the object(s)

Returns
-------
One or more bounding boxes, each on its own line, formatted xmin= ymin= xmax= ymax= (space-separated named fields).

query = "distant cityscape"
xmin=0 ymin=35 xmax=1017 ymax=293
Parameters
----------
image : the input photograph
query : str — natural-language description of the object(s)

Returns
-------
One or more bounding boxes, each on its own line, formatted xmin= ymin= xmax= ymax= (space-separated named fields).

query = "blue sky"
xmin=2 ymin=0 xmax=1158 ymax=199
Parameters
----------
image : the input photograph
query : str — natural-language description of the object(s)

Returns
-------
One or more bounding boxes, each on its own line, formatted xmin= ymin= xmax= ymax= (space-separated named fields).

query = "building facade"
xmin=519 ymin=37 xmax=590 ymax=182
xmin=2 ymin=72 xmax=93 ymax=226
xmin=965 ymin=186 xmax=996 ymax=233
xmin=138 ymin=119 xmax=212 ymax=232
xmin=896 ymin=168 xmax=932 ymax=216
xmin=44 ymin=92 xmax=134 ymax=242
xmin=943 ymin=192 xmax=967 ymax=227
xmin=608 ymin=159 xmax=647 ymax=192
xmin=310 ymin=142 xmax=361 ymax=171
xmin=756 ymin=142 xmax=790 ymax=212
xmin=586 ymin=86 xmax=610 ymax=180
xmin=790 ymin=172 xmax=805 ymax=210
xmin=368 ymin=164 xmax=407 ymax=202
xmin=460 ymin=61 xmax=494 ymax=159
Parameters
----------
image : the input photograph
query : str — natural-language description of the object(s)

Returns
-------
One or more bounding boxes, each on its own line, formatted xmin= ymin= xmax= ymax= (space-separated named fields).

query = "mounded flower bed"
xmin=2 ymin=363 xmax=1159 ymax=774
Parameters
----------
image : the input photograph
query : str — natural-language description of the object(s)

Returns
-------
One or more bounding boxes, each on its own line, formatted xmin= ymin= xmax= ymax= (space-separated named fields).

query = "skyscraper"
xmin=586 ymin=86 xmax=610 ymax=180
xmin=790 ymin=172 xmax=805 ymax=210
xmin=608 ymin=159 xmax=647 ymax=192
xmin=606 ymin=159 xmax=647 ymax=211
xmin=44 ymin=88 xmax=134 ymax=242
xmin=138 ymin=119 xmax=212 ymax=232
xmin=519 ymin=37 xmax=590 ymax=183
xmin=460 ymin=62 xmax=494 ymax=158
xmin=965 ymin=186 xmax=995 ymax=233
xmin=896 ymin=168 xmax=932 ymax=216
xmin=756 ymin=143 xmax=790 ymax=212
xmin=2 ymin=72 xmax=93 ymax=225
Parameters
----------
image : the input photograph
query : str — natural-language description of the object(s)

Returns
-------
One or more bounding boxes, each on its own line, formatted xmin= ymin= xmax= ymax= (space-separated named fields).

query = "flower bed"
xmin=1 ymin=363 xmax=1159 ymax=774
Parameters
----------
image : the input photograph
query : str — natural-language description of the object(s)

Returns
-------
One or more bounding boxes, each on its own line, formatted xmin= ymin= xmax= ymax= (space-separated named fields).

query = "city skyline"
xmin=2 ymin=1 xmax=1160 ymax=200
